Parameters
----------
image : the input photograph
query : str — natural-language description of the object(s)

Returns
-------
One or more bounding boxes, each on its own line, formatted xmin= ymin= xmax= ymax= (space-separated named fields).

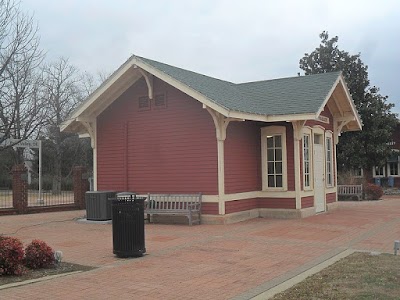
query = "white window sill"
xmin=262 ymin=188 xmax=287 ymax=192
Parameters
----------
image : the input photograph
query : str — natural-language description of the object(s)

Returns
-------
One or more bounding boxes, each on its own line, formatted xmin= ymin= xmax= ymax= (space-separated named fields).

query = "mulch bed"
xmin=0 ymin=262 xmax=95 ymax=286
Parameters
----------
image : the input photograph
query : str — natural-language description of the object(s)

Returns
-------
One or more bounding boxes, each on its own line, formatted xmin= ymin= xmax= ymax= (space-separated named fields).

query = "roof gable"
xmin=61 ymin=54 xmax=361 ymax=133
xmin=136 ymin=56 xmax=243 ymax=112
xmin=236 ymin=72 xmax=341 ymax=115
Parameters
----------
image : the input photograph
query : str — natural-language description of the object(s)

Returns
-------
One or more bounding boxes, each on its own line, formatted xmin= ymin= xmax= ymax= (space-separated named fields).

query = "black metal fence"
xmin=27 ymin=190 xmax=74 ymax=207
xmin=0 ymin=162 xmax=12 ymax=209
xmin=0 ymin=188 xmax=12 ymax=209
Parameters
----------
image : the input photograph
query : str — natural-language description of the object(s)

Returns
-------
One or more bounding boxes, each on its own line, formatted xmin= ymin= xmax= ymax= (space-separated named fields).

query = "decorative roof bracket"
xmin=334 ymin=119 xmax=351 ymax=144
xmin=291 ymin=120 xmax=306 ymax=141
xmin=77 ymin=118 xmax=96 ymax=148
xmin=203 ymin=104 xmax=244 ymax=141
xmin=138 ymin=68 xmax=154 ymax=99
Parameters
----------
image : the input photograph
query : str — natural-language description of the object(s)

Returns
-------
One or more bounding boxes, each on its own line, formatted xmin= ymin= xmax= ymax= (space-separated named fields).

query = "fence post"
xmin=12 ymin=164 xmax=28 ymax=214
xmin=73 ymin=166 xmax=89 ymax=209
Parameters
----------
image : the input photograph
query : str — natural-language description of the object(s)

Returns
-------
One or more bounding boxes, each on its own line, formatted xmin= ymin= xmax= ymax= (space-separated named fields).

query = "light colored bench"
xmin=145 ymin=194 xmax=202 ymax=226
xmin=338 ymin=185 xmax=363 ymax=200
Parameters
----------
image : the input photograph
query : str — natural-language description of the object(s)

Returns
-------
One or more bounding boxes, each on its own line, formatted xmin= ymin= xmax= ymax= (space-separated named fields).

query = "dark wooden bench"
xmin=145 ymin=193 xmax=202 ymax=226
xmin=338 ymin=185 xmax=363 ymax=200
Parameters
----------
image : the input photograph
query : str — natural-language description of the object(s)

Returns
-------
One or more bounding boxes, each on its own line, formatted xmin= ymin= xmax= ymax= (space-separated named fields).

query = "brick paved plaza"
xmin=1 ymin=197 xmax=400 ymax=299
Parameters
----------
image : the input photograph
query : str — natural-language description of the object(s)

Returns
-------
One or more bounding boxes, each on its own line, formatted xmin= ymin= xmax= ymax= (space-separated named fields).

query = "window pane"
xmin=390 ymin=163 xmax=399 ymax=175
xmin=275 ymin=149 xmax=282 ymax=161
xmin=276 ymin=175 xmax=283 ymax=187
xmin=326 ymin=137 xmax=333 ymax=185
xmin=303 ymin=134 xmax=311 ymax=188
xmin=275 ymin=162 xmax=282 ymax=174
xmin=267 ymin=137 xmax=273 ymax=148
xmin=274 ymin=135 xmax=281 ymax=147
xmin=267 ymin=149 xmax=274 ymax=161
xmin=264 ymin=132 xmax=286 ymax=189
xmin=268 ymin=175 xmax=275 ymax=187
xmin=304 ymin=136 xmax=309 ymax=148
xmin=375 ymin=166 xmax=384 ymax=176
xmin=267 ymin=162 xmax=274 ymax=174
xmin=326 ymin=138 xmax=331 ymax=151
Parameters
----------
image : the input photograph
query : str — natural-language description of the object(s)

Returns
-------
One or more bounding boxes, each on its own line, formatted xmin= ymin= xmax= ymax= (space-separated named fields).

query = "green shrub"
xmin=24 ymin=240 xmax=55 ymax=269
xmin=0 ymin=236 xmax=25 ymax=276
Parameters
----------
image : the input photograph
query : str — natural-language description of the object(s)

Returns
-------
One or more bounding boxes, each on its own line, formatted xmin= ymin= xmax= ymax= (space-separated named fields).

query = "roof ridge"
xmin=134 ymin=55 xmax=236 ymax=86
xmin=236 ymin=71 xmax=342 ymax=86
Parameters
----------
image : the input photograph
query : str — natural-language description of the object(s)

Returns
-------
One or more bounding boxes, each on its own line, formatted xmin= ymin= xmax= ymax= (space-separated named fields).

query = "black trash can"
xmin=111 ymin=192 xmax=146 ymax=258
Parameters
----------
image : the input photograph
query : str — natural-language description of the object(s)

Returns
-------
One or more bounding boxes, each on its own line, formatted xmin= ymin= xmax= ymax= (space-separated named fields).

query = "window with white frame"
xmin=267 ymin=135 xmax=283 ymax=187
xmin=373 ymin=166 xmax=385 ymax=177
xmin=303 ymin=134 xmax=311 ymax=189
xmin=325 ymin=135 xmax=333 ymax=186
xmin=388 ymin=162 xmax=399 ymax=176
xmin=261 ymin=126 xmax=287 ymax=190
xmin=351 ymin=167 xmax=363 ymax=178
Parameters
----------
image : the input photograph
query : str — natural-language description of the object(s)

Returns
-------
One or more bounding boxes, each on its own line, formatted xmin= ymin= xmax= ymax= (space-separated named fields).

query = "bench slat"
xmin=338 ymin=185 xmax=363 ymax=200
xmin=146 ymin=193 xmax=202 ymax=225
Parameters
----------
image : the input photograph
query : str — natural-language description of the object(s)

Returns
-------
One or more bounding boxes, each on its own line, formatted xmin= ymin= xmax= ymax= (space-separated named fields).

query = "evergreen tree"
xmin=300 ymin=31 xmax=397 ymax=172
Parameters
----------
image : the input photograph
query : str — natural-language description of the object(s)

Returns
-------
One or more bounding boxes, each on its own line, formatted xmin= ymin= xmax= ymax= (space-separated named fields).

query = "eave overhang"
xmin=61 ymin=56 xmax=362 ymax=136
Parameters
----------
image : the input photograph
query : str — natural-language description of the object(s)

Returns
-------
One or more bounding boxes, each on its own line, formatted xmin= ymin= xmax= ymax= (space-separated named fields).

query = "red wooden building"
xmin=62 ymin=55 xmax=361 ymax=224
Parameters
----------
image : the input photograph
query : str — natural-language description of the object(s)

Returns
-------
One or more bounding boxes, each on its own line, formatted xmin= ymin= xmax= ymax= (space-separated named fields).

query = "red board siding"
xmin=305 ymin=105 xmax=334 ymax=131
xmin=202 ymin=203 xmax=219 ymax=215
xmin=258 ymin=198 xmax=296 ymax=209
xmin=226 ymin=197 xmax=296 ymax=213
xmin=225 ymin=198 xmax=258 ymax=214
xmin=326 ymin=192 xmax=336 ymax=203
xmin=301 ymin=196 xmax=314 ymax=208
xmin=97 ymin=122 xmax=126 ymax=191
xmin=286 ymin=124 xmax=295 ymax=191
xmin=97 ymin=77 xmax=218 ymax=194
xmin=224 ymin=122 xmax=262 ymax=193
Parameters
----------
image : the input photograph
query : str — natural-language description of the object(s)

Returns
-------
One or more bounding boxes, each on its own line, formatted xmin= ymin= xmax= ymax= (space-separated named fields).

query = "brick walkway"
xmin=1 ymin=197 xmax=400 ymax=299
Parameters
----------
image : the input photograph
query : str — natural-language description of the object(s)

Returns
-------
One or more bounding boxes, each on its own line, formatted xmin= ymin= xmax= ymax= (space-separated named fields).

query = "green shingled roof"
xmin=136 ymin=55 xmax=341 ymax=116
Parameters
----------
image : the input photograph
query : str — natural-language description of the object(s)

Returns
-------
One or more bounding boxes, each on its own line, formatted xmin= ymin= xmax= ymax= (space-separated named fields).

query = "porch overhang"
xmin=317 ymin=75 xmax=362 ymax=132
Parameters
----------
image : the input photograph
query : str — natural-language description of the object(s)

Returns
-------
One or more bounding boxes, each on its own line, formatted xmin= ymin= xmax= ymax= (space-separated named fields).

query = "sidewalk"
xmin=1 ymin=198 xmax=399 ymax=299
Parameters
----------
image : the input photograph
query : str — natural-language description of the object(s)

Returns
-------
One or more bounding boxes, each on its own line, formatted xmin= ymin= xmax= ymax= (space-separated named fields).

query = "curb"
xmin=0 ymin=270 xmax=83 ymax=290
xmin=250 ymin=249 xmax=355 ymax=299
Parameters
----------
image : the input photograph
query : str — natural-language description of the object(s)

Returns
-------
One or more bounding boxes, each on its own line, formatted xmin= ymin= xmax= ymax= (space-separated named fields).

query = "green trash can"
xmin=111 ymin=192 xmax=146 ymax=257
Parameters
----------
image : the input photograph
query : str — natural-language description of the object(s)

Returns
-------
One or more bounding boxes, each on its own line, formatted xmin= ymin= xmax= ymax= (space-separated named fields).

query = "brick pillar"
xmin=73 ymin=166 xmax=89 ymax=209
xmin=12 ymin=164 xmax=28 ymax=214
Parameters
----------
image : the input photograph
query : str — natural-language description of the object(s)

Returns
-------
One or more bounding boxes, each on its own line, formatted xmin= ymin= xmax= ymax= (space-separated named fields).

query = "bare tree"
xmin=42 ymin=57 xmax=84 ymax=193
xmin=0 ymin=0 xmax=45 ymax=152
xmin=80 ymin=69 xmax=110 ymax=97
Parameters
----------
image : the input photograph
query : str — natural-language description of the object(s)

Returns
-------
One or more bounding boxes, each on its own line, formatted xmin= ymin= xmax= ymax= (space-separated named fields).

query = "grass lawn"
xmin=271 ymin=252 xmax=400 ymax=300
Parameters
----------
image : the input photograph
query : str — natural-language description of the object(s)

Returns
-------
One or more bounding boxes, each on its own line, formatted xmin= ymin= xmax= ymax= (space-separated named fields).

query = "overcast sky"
xmin=23 ymin=0 xmax=400 ymax=113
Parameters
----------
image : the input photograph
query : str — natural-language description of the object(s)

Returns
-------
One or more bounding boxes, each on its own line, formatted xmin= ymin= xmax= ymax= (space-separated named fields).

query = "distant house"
xmin=61 ymin=55 xmax=361 ymax=224
xmin=368 ymin=122 xmax=400 ymax=187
